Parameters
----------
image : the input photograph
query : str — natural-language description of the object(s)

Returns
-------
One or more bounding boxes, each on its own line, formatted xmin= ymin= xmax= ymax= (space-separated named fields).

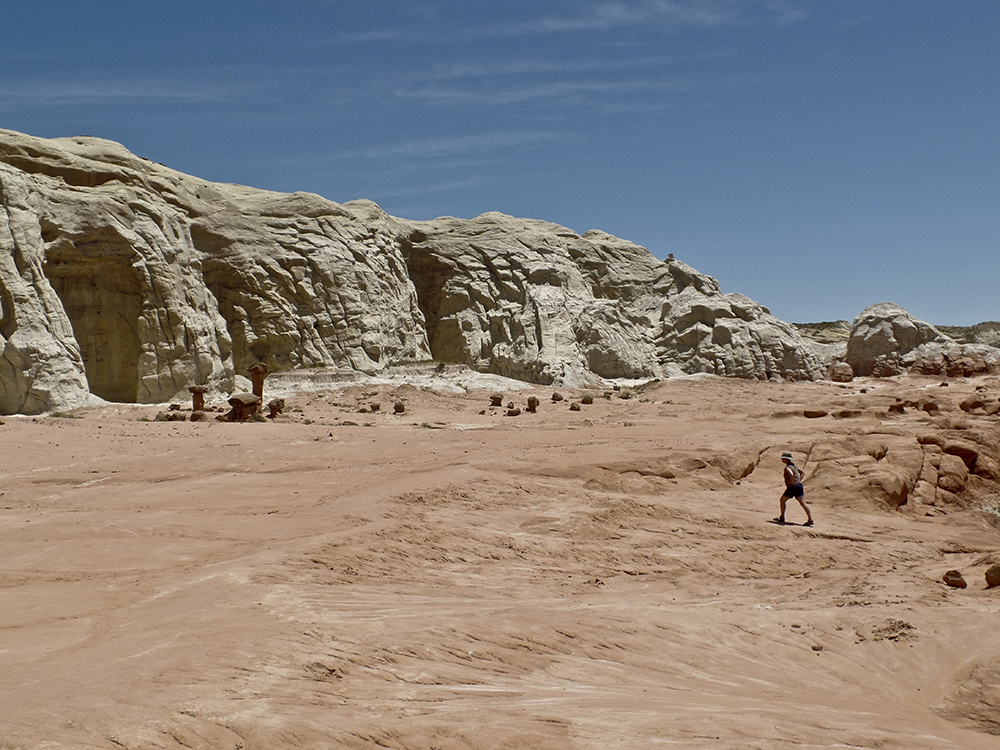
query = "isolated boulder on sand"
xmin=943 ymin=570 xmax=967 ymax=588
xmin=829 ymin=362 xmax=854 ymax=382
xmin=985 ymin=564 xmax=1000 ymax=589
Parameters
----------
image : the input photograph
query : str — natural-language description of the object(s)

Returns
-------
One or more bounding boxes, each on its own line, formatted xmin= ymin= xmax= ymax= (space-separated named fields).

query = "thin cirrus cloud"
xmin=419 ymin=52 xmax=730 ymax=83
xmin=336 ymin=131 xmax=565 ymax=162
xmin=340 ymin=1 xmax=806 ymax=43
xmin=370 ymin=176 xmax=484 ymax=199
xmin=394 ymin=77 xmax=707 ymax=108
xmin=0 ymin=79 xmax=249 ymax=108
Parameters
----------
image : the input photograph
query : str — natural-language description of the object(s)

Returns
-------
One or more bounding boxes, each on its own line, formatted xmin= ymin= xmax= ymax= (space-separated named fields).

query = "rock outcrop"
xmin=401 ymin=216 xmax=826 ymax=386
xmin=0 ymin=130 xmax=428 ymax=413
xmin=0 ymin=127 xmax=836 ymax=413
xmin=845 ymin=303 xmax=1000 ymax=378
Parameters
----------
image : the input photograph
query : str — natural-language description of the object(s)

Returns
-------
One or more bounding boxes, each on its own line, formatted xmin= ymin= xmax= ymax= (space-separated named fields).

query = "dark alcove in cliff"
xmin=399 ymin=231 xmax=464 ymax=364
xmin=44 ymin=241 xmax=142 ymax=403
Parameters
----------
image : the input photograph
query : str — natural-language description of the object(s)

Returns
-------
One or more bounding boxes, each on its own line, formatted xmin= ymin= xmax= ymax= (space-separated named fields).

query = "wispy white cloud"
xmin=341 ymin=0 xmax=808 ymax=43
xmin=394 ymin=69 xmax=764 ymax=111
xmin=395 ymin=76 xmax=709 ymax=108
xmin=0 ymin=79 xmax=251 ymax=106
xmin=764 ymin=1 xmax=808 ymax=26
xmin=529 ymin=0 xmax=737 ymax=32
xmin=338 ymin=131 xmax=564 ymax=161
xmin=369 ymin=176 xmax=483 ymax=198
xmin=420 ymin=52 xmax=728 ymax=82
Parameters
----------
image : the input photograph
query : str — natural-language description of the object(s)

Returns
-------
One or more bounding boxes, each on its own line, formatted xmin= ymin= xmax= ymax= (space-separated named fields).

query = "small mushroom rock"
xmin=526 ymin=396 xmax=539 ymax=413
xmin=222 ymin=393 xmax=262 ymax=422
xmin=569 ymin=402 xmax=581 ymax=412
xmin=490 ymin=394 xmax=504 ymax=407
xmin=188 ymin=385 xmax=209 ymax=411
xmin=248 ymin=362 xmax=269 ymax=399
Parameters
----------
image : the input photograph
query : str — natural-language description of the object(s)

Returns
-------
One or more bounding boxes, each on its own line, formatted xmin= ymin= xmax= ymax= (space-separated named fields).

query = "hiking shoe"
xmin=803 ymin=520 xmax=814 ymax=527
xmin=773 ymin=517 xmax=786 ymax=525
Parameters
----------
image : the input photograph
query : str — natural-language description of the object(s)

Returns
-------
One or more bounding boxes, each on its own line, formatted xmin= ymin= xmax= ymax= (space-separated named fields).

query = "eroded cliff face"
xmin=0 ymin=128 xmax=827 ymax=414
xmin=400 ymin=215 xmax=825 ymax=385
xmin=0 ymin=130 xmax=429 ymax=413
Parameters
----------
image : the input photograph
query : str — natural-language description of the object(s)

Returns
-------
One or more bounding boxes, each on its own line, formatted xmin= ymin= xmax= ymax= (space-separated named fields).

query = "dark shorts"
xmin=782 ymin=483 xmax=804 ymax=498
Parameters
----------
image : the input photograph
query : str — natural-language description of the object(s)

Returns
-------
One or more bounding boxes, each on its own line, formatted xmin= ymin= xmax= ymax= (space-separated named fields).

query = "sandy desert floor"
xmin=2 ymin=369 xmax=1000 ymax=749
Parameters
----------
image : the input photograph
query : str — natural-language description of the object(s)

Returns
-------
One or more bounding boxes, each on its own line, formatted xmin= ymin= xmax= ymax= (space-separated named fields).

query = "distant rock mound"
xmin=0 ymin=129 xmax=833 ymax=413
xmin=845 ymin=303 xmax=1000 ymax=378
xmin=939 ymin=321 xmax=1000 ymax=348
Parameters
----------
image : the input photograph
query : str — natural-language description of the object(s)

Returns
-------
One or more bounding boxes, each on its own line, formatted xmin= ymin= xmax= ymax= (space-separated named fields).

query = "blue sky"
xmin=3 ymin=1 xmax=997 ymax=325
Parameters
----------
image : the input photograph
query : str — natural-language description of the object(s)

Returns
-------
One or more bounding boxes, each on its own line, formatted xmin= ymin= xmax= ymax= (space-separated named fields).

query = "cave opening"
xmin=399 ymin=232 xmax=455 ymax=360
xmin=44 ymin=250 xmax=142 ymax=403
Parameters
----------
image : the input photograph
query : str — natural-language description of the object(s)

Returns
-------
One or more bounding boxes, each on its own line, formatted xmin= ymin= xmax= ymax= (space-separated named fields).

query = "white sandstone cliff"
xmin=0 ymin=128 xmax=828 ymax=414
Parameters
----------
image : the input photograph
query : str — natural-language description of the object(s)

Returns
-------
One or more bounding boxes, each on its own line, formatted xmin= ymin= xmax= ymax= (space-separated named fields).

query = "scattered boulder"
xmin=267 ymin=398 xmax=285 ymax=419
xmin=569 ymin=402 xmax=581 ymax=412
xmin=526 ymin=396 xmax=539 ymax=413
xmin=189 ymin=410 xmax=209 ymax=422
xmin=943 ymin=570 xmax=967 ymax=589
xmin=829 ymin=362 xmax=854 ymax=382
xmin=581 ymin=394 xmax=594 ymax=405
xmin=490 ymin=394 xmax=504 ymax=407
xmin=985 ymin=564 xmax=1000 ymax=589
xmin=393 ymin=402 xmax=406 ymax=414
xmin=803 ymin=410 xmax=828 ymax=419
xmin=506 ymin=408 xmax=521 ymax=417
xmin=551 ymin=392 xmax=565 ymax=402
